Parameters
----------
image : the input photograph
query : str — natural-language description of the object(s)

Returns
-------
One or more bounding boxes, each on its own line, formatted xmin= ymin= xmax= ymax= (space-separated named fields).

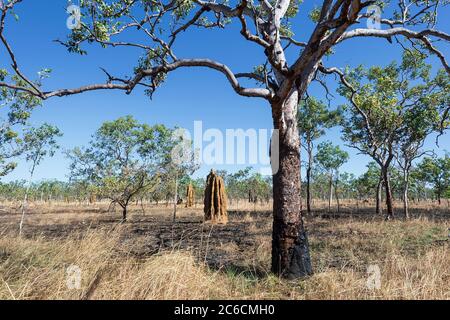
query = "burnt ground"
xmin=0 ymin=202 xmax=448 ymax=276
xmin=0 ymin=206 xmax=274 ymax=274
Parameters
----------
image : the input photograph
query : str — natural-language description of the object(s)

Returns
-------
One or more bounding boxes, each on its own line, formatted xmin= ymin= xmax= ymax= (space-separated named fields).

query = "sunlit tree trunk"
xmin=122 ymin=206 xmax=127 ymax=222
xmin=376 ymin=174 xmax=383 ymax=215
xmin=19 ymin=164 xmax=36 ymax=236
xmin=382 ymin=166 xmax=394 ymax=220
xmin=402 ymin=169 xmax=410 ymax=219
xmin=173 ymin=172 xmax=178 ymax=223
xmin=328 ymin=173 xmax=333 ymax=213
xmin=306 ymin=138 xmax=313 ymax=215
xmin=271 ymin=89 xmax=312 ymax=279
xmin=335 ymin=172 xmax=340 ymax=214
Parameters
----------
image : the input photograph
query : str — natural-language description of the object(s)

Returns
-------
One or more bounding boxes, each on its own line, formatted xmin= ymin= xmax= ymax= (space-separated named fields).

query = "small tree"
xmin=416 ymin=154 xmax=450 ymax=205
xmin=248 ymin=172 xmax=272 ymax=205
xmin=394 ymin=53 xmax=448 ymax=218
xmin=337 ymin=172 xmax=356 ymax=200
xmin=298 ymin=97 xmax=341 ymax=214
xmin=357 ymin=161 xmax=383 ymax=214
xmin=169 ymin=129 xmax=199 ymax=222
xmin=225 ymin=167 xmax=251 ymax=205
xmin=315 ymin=141 xmax=348 ymax=213
xmin=67 ymin=116 xmax=175 ymax=221
xmin=19 ymin=123 xmax=62 ymax=235
xmin=339 ymin=52 xmax=448 ymax=219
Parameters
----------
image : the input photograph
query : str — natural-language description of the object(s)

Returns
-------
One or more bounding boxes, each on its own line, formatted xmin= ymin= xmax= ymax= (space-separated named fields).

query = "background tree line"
xmin=1 ymin=153 xmax=448 ymax=211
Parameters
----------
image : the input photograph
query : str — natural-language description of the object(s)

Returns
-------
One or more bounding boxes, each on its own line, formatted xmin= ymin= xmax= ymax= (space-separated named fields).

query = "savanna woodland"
xmin=0 ymin=0 xmax=449 ymax=300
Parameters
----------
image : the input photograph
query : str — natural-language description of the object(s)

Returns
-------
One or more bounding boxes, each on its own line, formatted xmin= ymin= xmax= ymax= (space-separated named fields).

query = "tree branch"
xmin=2 ymin=59 xmax=273 ymax=100
xmin=338 ymin=27 xmax=450 ymax=73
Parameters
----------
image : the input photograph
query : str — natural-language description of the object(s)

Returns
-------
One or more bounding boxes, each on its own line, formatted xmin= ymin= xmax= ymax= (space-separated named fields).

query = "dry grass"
xmin=0 ymin=203 xmax=448 ymax=300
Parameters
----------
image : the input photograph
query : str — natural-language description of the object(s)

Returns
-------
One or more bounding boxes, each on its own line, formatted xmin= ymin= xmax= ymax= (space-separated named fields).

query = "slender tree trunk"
xmin=19 ymin=189 xmax=29 ymax=236
xmin=335 ymin=173 xmax=340 ymax=214
xmin=19 ymin=168 xmax=35 ymax=236
xmin=306 ymin=140 xmax=312 ymax=215
xmin=328 ymin=173 xmax=333 ymax=213
xmin=271 ymin=90 xmax=312 ymax=279
xmin=402 ymin=170 xmax=410 ymax=219
xmin=376 ymin=173 xmax=383 ymax=215
xmin=382 ymin=166 xmax=394 ymax=220
xmin=423 ymin=183 xmax=427 ymax=201
xmin=140 ymin=198 xmax=145 ymax=214
xmin=173 ymin=172 xmax=178 ymax=223
xmin=122 ymin=206 xmax=127 ymax=222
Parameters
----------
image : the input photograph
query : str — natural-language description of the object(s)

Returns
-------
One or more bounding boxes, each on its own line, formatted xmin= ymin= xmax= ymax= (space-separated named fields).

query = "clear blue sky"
xmin=2 ymin=1 xmax=449 ymax=182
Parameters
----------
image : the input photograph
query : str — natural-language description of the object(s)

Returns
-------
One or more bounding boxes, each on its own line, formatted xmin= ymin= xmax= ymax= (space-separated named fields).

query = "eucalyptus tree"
xmin=223 ymin=167 xmax=251 ymax=204
xmin=67 ymin=116 xmax=175 ymax=221
xmin=0 ymin=179 xmax=25 ymax=202
xmin=37 ymin=179 xmax=69 ymax=203
xmin=222 ymin=167 xmax=271 ymax=204
xmin=0 ymin=122 xmax=20 ymax=177
xmin=358 ymin=161 xmax=383 ymax=213
xmin=406 ymin=169 xmax=427 ymax=202
xmin=192 ymin=177 xmax=206 ymax=203
xmin=338 ymin=172 xmax=356 ymax=200
xmin=169 ymin=165 xmax=199 ymax=221
xmin=169 ymin=129 xmax=199 ymax=222
xmin=339 ymin=52 xmax=449 ymax=220
xmin=248 ymin=172 xmax=272 ymax=203
xmin=297 ymin=97 xmax=341 ymax=214
xmin=394 ymin=57 xmax=449 ymax=218
xmin=310 ymin=170 xmax=329 ymax=200
xmin=315 ymin=141 xmax=348 ymax=212
xmin=1 ymin=0 xmax=449 ymax=278
xmin=19 ymin=123 xmax=62 ymax=236
xmin=416 ymin=154 xmax=449 ymax=205
xmin=0 ymin=68 xmax=45 ymax=177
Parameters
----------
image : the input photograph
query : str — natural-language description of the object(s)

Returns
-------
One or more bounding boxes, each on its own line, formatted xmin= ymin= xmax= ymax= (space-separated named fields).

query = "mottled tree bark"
xmin=328 ymin=173 xmax=333 ymax=213
xmin=402 ymin=170 xmax=410 ymax=219
xmin=335 ymin=173 xmax=340 ymax=214
xmin=306 ymin=139 xmax=313 ymax=215
xmin=122 ymin=206 xmax=127 ymax=222
xmin=382 ymin=166 xmax=394 ymax=220
xmin=271 ymin=90 xmax=312 ymax=279
xmin=173 ymin=172 xmax=178 ymax=222
xmin=376 ymin=174 xmax=383 ymax=215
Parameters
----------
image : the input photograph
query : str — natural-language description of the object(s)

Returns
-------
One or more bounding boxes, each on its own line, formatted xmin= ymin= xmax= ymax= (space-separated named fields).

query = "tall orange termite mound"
xmin=186 ymin=183 xmax=194 ymax=207
xmin=203 ymin=170 xmax=228 ymax=224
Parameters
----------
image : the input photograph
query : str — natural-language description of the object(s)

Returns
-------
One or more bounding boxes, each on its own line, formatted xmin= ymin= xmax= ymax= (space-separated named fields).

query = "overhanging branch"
xmin=338 ymin=27 xmax=450 ymax=73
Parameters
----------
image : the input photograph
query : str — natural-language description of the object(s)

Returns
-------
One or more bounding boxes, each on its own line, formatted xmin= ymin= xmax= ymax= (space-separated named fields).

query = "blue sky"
xmin=2 ymin=0 xmax=449 ymax=182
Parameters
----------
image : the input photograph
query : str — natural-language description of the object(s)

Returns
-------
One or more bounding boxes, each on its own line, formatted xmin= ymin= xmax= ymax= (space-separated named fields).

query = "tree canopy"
xmin=67 ymin=115 xmax=177 ymax=220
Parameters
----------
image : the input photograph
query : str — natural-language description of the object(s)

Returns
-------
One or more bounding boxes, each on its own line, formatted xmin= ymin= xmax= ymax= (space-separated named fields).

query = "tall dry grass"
xmin=0 ymin=216 xmax=448 ymax=300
